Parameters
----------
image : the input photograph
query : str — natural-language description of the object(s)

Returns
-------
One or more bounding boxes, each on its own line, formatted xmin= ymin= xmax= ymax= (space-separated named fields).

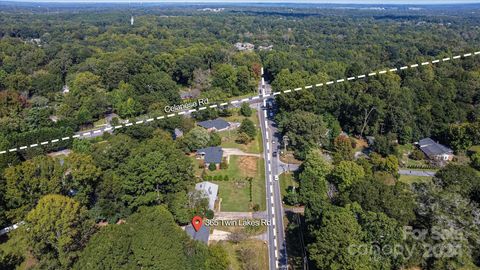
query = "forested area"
xmin=0 ymin=2 xmax=480 ymax=269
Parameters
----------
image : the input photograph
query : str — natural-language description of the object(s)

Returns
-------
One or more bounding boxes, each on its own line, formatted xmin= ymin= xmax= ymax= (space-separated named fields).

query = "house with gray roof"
xmin=197 ymin=118 xmax=231 ymax=132
xmin=195 ymin=181 xmax=219 ymax=210
xmin=173 ymin=128 xmax=184 ymax=140
xmin=417 ymin=138 xmax=454 ymax=162
xmin=185 ymin=224 xmax=210 ymax=244
xmin=196 ymin=147 xmax=224 ymax=168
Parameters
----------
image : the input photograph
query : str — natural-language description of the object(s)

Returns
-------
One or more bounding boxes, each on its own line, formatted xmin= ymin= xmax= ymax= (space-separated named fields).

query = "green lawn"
xmin=399 ymin=175 xmax=433 ymax=185
xmin=218 ymin=109 xmax=263 ymax=154
xmin=93 ymin=118 xmax=107 ymax=127
xmin=469 ymin=145 xmax=480 ymax=154
xmin=279 ymin=172 xmax=298 ymax=201
xmin=212 ymin=240 xmax=268 ymax=270
xmin=205 ymin=155 xmax=265 ymax=212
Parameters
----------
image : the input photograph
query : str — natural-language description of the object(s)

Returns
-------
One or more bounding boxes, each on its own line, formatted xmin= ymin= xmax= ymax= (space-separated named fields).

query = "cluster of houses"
xmin=185 ymin=181 xmax=219 ymax=244
xmin=234 ymin=42 xmax=273 ymax=52
xmin=175 ymin=117 xmax=239 ymax=169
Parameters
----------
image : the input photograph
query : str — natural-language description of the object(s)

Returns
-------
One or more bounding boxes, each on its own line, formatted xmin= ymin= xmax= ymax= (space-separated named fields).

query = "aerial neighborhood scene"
xmin=1 ymin=0 xmax=480 ymax=269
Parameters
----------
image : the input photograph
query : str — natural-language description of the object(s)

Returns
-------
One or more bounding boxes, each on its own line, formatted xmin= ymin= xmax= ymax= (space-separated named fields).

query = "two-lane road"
xmin=259 ymin=69 xmax=288 ymax=270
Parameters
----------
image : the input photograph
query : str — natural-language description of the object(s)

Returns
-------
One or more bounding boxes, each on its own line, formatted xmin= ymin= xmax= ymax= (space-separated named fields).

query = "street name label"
xmin=164 ymin=98 xmax=209 ymax=113
xmin=204 ymin=218 xmax=272 ymax=227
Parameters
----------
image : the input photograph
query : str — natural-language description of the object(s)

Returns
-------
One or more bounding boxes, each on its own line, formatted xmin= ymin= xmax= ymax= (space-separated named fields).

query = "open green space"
xmin=205 ymin=155 xmax=265 ymax=212
xmin=469 ymin=145 xmax=480 ymax=154
xmin=218 ymin=109 xmax=263 ymax=154
xmin=399 ymin=175 xmax=433 ymax=185
xmin=279 ymin=172 xmax=298 ymax=202
xmin=213 ymin=240 xmax=268 ymax=270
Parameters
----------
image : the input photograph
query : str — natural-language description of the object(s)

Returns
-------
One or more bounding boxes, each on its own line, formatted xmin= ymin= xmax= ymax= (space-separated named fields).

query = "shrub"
xmin=220 ymin=159 xmax=229 ymax=169
xmin=240 ymin=102 xmax=252 ymax=117
xmin=410 ymin=149 xmax=425 ymax=160
xmin=205 ymin=209 xmax=214 ymax=219
xmin=208 ymin=163 xmax=217 ymax=171
xmin=252 ymin=204 xmax=260 ymax=212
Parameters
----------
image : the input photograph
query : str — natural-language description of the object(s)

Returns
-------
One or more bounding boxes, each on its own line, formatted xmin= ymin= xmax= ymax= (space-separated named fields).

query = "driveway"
xmin=222 ymin=148 xmax=262 ymax=157
xmin=399 ymin=169 xmax=437 ymax=177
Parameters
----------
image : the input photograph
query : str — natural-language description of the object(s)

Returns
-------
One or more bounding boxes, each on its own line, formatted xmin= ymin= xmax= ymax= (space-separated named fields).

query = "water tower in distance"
xmin=130 ymin=15 xmax=134 ymax=26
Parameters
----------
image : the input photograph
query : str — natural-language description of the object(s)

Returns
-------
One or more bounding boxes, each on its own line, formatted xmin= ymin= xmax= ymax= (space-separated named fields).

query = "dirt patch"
xmin=238 ymin=156 xmax=258 ymax=177
xmin=353 ymin=138 xmax=368 ymax=151
xmin=280 ymin=151 xmax=302 ymax=164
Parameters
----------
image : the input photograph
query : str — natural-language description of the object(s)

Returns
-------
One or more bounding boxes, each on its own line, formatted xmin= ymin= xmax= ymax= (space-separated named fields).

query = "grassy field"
xmin=218 ymin=109 xmax=263 ymax=154
xmin=399 ymin=175 xmax=433 ymax=185
xmin=206 ymin=155 xmax=265 ymax=212
xmin=469 ymin=145 xmax=480 ymax=153
xmin=279 ymin=172 xmax=298 ymax=203
xmin=213 ymin=240 xmax=269 ymax=270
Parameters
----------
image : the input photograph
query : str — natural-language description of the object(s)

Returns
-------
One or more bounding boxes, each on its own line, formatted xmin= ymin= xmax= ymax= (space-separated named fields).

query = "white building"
xmin=195 ymin=181 xmax=219 ymax=210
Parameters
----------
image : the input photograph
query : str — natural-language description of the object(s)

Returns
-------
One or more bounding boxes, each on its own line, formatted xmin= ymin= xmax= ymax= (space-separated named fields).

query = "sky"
xmin=3 ymin=0 xmax=480 ymax=4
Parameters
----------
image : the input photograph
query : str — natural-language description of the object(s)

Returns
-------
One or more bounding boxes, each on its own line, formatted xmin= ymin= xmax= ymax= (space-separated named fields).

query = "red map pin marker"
xmin=192 ymin=216 xmax=203 ymax=232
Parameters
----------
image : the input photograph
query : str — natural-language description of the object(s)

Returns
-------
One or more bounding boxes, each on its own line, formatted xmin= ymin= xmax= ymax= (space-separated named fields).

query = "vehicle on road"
xmin=274 ymin=175 xmax=279 ymax=181
xmin=273 ymin=151 xmax=277 ymax=157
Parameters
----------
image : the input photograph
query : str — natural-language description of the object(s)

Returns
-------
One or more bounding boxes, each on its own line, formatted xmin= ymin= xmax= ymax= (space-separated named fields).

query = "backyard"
xmin=217 ymin=108 xmax=263 ymax=154
xmin=213 ymin=240 xmax=268 ymax=270
xmin=279 ymin=172 xmax=299 ymax=206
xmin=204 ymin=155 xmax=266 ymax=212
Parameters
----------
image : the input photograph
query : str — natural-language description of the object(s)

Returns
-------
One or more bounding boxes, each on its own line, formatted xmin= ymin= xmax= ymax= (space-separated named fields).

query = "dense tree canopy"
xmin=74 ymin=206 xmax=226 ymax=270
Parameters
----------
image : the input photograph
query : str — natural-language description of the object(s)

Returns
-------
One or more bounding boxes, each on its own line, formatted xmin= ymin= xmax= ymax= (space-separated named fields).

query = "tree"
xmin=240 ymin=102 xmax=253 ymax=117
xmin=345 ymin=180 xmax=416 ymax=226
xmin=72 ymin=139 xmax=92 ymax=154
xmin=208 ymin=162 xmax=217 ymax=171
xmin=208 ymin=132 xmax=221 ymax=147
xmin=372 ymin=133 xmax=398 ymax=157
xmin=331 ymin=161 xmax=365 ymax=191
xmin=278 ymin=111 xmax=327 ymax=159
xmin=384 ymin=155 xmax=399 ymax=177
xmin=358 ymin=210 xmax=405 ymax=269
xmin=333 ymin=135 xmax=354 ymax=163
xmin=239 ymin=118 xmax=256 ymax=138
xmin=236 ymin=66 xmax=255 ymax=94
xmin=5 ymin=156 xmax=64 ymax=221
xmin=212 ymin=64 xmax=237 ymax=95
xmin=178 ymin=127 xmax=212 ymax=152
xmin=433 ymin=164 xmax=480 ymax=200
xmin=25 ymin=195 xmax=93 ymax=269
xmin=119 ymin=136 xmax=194 ymax=212
xmin=298 ymin=150 xmax=332 ymax=203
xmin=307 ymin=205 xmax=372 ymax=270
xmin=74 ymin=206 xmax=227 ymax=270
xmin=414 ymin=184 xmax=480 ymax=269
xmin=64 ymin=153 xmax=102 ymax=206
xmin=471 ymin=152 xmax=480 ymax=170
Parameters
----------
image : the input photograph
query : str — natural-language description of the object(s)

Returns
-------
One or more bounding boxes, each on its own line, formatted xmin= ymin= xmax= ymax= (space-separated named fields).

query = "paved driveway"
xmin=399 ymin=169 xmax=436 ymax=177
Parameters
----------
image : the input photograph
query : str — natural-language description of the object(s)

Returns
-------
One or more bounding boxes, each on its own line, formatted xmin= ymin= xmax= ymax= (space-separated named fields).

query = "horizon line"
xmin=2 ymin=0 xmax=480 ymax=5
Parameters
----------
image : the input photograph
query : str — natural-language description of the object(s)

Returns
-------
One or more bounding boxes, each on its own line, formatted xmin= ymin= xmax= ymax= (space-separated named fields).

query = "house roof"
xmin=197 ymin=147 xmax=223 ymax=164
xmin=174 ymin=128 xmax=183 ymax=138
xmin=195 ymin=181 xmax=219 ymax=210
xmin=418 ymin=138 xmax=453 ymax=157
xmin=197 ymin=118 xmax=230 ymax=130
xmin=185 ymin=224 xmax=209 ymax=244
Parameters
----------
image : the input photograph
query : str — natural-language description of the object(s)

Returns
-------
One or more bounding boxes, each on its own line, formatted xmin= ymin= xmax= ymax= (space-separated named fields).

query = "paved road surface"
xmin=399 ymin=169 xmax=436 ymax=177
xmin=259 ymin=71 xmax=288 ymax=270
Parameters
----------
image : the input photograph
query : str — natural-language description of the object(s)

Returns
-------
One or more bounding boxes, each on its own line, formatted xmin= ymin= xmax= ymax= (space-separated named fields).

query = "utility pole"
xmin=282 ymin=135 xmax=289 ymax=155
